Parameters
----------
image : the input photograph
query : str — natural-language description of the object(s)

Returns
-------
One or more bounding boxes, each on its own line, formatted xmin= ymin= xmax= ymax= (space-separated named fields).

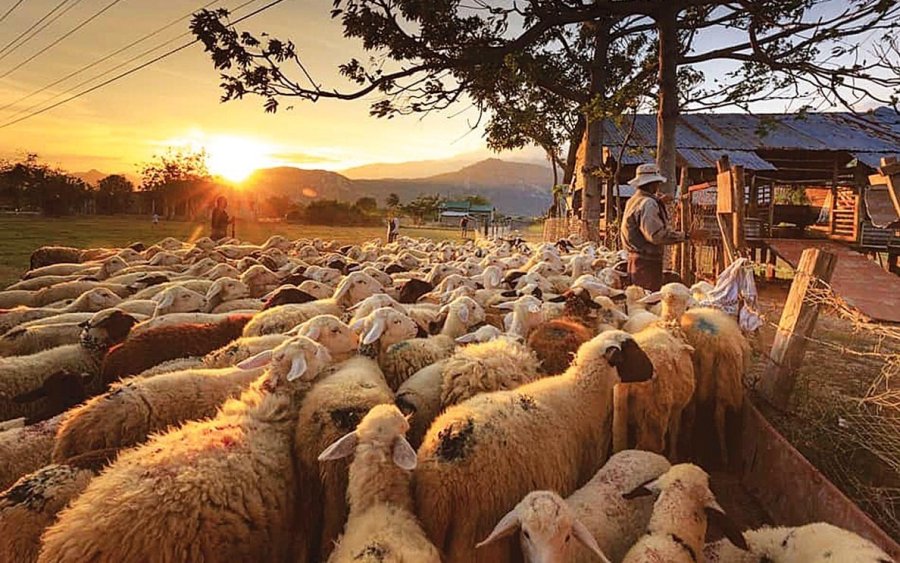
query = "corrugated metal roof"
xmin=603 ymin=109 xmax=900 ymax=170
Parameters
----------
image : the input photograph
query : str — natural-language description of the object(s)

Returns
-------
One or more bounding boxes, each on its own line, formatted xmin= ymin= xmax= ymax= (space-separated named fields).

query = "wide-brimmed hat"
xmin=628 ymin=163 xmax=667 ymax=188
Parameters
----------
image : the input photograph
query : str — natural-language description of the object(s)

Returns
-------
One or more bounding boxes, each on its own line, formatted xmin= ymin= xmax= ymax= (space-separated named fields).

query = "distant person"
xmin=460 ymin=216 xmax=469 ymax=238
xmin=211 ymin=196 xmax=234 ymax=240
xmin=152 ymin=213 xmax=159 ymax=227
xmin=387 ymin=215 xmax=400 ymax=243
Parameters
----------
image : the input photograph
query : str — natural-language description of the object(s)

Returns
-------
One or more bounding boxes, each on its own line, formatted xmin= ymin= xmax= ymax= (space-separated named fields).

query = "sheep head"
xmin=573 ymin=330 xmax=653 ymax=384
xmin=153 ymin=286 xmax=207 ymax=317
xmin=318 ymin=404 xmax=417 ymax=471
xmin=350 ymin=307 xmax=418 ymax=350
xmin=205 ymin=278 xmax=251 ymax=312
xmin=478 ymin=490 xmax=611 ymax=563
xmin=79 ymin=288 xmax=123 ymax=312
xmin=79 ymin=308 xmax=138 ymax=352
xmin=238 ymin=335 xmax=332 ymax=388
xmin=332 ymin=271 xmax=384 ymax=309
xmin=290 ymin=315 xmax=359 ymax=361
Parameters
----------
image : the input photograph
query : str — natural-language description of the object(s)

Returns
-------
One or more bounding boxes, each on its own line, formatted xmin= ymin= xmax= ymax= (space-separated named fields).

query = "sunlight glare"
xmin=205 ymin=136 xmax=271 ymax=183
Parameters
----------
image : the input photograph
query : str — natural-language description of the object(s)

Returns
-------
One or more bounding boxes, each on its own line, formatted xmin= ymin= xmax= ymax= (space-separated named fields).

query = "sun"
xmin=205 ymin=136 xmax=271 ymax=183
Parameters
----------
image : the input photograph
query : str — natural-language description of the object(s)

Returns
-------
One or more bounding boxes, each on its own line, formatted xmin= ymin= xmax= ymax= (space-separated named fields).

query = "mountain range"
xmin=75 ymin=157 xmax=556 ymax=217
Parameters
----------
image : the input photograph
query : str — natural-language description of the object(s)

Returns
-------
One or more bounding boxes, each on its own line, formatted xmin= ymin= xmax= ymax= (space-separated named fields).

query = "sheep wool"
xmin=395 ymin=361 xmax=447 ymax=449
xmin=527 ymin=317 xmax=594 ymax=375
xmin=415 ymin=330 xmax=655 ymax=563
xmin=0 ymin=415 xmax=64 ymax=492
xmin=440 ymin=337 xmax=541 ymax=406
xmin=319 ymin=405 xmax=440 ymax=563
xmin=52 ymin=366 xmax=264 ymax=465
xmin=38 ymin=337 xmax=334 ymax=563
xmin=0 ymin=464 xmax=93 ymax=563
xmin=293 ymin=357 xmax=394 ymax=563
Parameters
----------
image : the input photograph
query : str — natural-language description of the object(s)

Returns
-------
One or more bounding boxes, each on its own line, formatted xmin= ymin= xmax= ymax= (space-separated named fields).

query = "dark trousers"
xmin=627 ymin=254 xmax=663 ymax=292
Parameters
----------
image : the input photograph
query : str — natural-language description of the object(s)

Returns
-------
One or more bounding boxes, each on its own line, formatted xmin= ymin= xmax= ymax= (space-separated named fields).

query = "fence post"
xmin=759 ymin=248 xmax=838 ymax=410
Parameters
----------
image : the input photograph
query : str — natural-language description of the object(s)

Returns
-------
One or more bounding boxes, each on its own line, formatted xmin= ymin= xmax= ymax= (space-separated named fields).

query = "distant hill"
xmin=73 ymin=170 xmax=141 ymax=186
xmin=248 ymin=158 xmax=554 ymax=216
xmin=341 ymin=156 xmax=478 ymax=179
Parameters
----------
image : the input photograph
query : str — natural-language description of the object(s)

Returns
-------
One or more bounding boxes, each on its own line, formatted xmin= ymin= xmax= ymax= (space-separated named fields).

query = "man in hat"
xmin=620 ymin=163 xmax=686 ymax=291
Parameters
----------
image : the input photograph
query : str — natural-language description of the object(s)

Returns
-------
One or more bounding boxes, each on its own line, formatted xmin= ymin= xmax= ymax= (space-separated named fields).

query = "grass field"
xmin=0 ymin=215 xmax=474 ymax=287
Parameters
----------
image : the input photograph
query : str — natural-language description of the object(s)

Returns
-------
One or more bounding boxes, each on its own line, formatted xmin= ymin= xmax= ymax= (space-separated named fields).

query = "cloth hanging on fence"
xmin=699 ymin=257 xmax=764 ymax=333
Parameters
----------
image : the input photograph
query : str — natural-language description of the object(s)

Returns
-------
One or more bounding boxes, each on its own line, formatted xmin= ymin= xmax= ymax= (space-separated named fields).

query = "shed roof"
xmin=604 ymin=107 xmax=900 ymax=171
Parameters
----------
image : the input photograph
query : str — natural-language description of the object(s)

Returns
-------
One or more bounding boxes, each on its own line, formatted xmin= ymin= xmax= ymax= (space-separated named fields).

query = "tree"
xmin=140 ymin=148 xmax=213 ymax=219
xmin=386 ymin=193 xmax=400 ymax=209
xmin=95 ymin=175 xmax=134 ymax=214
xmin=265 ymin=195 xmax=294 ymax=217
xmin=401 ymin=194 xmax=444 ymax=225
xmin=462 ymin=195 xmax=490 ymax=207
xmin=354 ymin=196 xmax=378 ymax=213
xmin=0 ymin=154 xmax=88 ymax=215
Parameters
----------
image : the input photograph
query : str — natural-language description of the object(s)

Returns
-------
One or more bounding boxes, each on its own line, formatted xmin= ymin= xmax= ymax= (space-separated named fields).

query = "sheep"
xmin=203 ymin=334 xmax=290 ymax=368
xmin=0 ymin=415 xmax=64 ymax=492
xmin=497 ymin=294 xmax=544 ymax=339
xmin=29 ymin=246 xmax=83 ymax=270
xmin=293 ymin=356 xmax=395 ymax=563
xmin=679 ymin=307 xmax=750 ymax=466
xmin=100 ymin=313 xmax=253 ymax=384
xmin=455 ymin=324 xmax=505 ymax=344
xmin=263 ymin=286 xmax=317 ymax=309
xmin=0 ymin=464 xmax=94 ymax=563
xmin=703 ymin=522 xmax=893 ymax=563
xmin=243 ymin=271 xmax=384 ymax=336
xmin=152 ymin=285 xmax=208 ymax=316
xmin=620 ymin=463 xmax=746 ymax=563
xmin=414 ymin=330 xmax=655 ymax=563
xmin=0 ymin=287 xmax=123 ymax=334
xmin=241 ymin=264 xmax=282 ymax=297
xmin=377 ymin=296 xmax=484 ymax=390
xmin=612 ymin=325 xmax=695 ymax=459
xmin=133 ymin=357 xmax=206 ymax=377
xmin=51 ymin=365 xmax=266 ymax=465
xmin=395 ymin=361 xmax=447 ymax=449
xmin=203 ymin=277 xmax=250 ymax=313
xmin=0 ymin=323 xmax=86 ymax=357
xmin=130 ymin=279 xmax=213 ymax=300
xmin=478 ymin=450 xmax=671 ymax=563
xmin=318 ymin=404 xmax=440 ymax=563
xmin=298 ymin=279 xmax=335 ymax=299
xmin=527 ymin=317 xmax=594 ymax=375
xmin=351 ymin=306 xmax=419 ymax=360
xmin=0 ymin=309 xmax=138 ymax=423
xmin=288 ymin=315 xmax=360 ymax=362
xmin=440 ymin=337 xmax=541 ymax=407
xmin=129 ymin=311 xmax=250 ymax=335
xmin=38 ymin=336 xmax=334 ymax=563
xmin=30 ymin=281 xmax=130 ymax=308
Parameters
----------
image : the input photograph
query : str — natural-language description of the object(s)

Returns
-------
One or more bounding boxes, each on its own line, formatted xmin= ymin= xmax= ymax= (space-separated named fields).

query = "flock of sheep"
xmin=0 ymin=234 xmax=893 ymax=563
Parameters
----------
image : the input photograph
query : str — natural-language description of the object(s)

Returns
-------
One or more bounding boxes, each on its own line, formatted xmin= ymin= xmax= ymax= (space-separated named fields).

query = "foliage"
xmin=0 ymin=153 xmax=90 ymax=216
xmin=355 ymin=196 xmax=378 ymax=213
xmin=95 ymin=175 xmax=134 ymax=215
xmin=264 ymin=195 xmax=295 ymax=218
xmin=462 ymin=195 xmax=490 ymax=206
xmin=386 ymin=193 xmax=400 ymax=208
xmin=298 ymin=199 xmax=381 ymax=226
xmin=774 ymin=186 xmax=810 ymax=206
xmin=400 ymin=194 xmax=444 ymax=225
xmin=139 ymin=148 xmax=216 ymax=219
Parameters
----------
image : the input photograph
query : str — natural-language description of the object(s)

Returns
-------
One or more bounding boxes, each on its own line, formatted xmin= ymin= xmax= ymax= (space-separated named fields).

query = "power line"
xmin=0 ymin=0 xmax=27 ymax=25
xmin=2 ymin=0 xmax=259 ymax=118
xmin=1 ymin=0 xmax=128 ymax=78
xmin=0 ymin=0 xmax=288 ymax=129
xmin=0 ymin=0 xmax=75 ymax=58
xmin=0 ymin=0 xmax=223 ymax=113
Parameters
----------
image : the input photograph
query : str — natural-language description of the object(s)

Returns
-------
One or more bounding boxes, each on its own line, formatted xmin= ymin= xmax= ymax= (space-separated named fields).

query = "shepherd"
xmin=211 ymin=196 xmax=235 ymax=241
xmin=620 ymin=163 xmax=687 ymax=291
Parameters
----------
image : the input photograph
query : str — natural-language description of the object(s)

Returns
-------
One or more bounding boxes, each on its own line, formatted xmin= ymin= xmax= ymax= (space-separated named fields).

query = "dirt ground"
xmin=749 ymin=281 xmax=900 ymax=540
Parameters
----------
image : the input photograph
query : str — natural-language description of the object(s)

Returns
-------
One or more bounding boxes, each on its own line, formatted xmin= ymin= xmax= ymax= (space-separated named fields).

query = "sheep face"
xmin=80 ymin=309 xmax=138 ymax=352
xmin=332 ymin=272 xmax=383 ymax=309
xmin=575 ymin=330 xmax=654 ymax=384
xmin=362 ymin=267 xmax=393 ymax=288
xmin=153 ymin=286 xmax=207 ymax=317
xmin=240 ymin=265 xmax=281 ymax=296
xmin=204 ymin=263 xmax=241 ymax=280
xmin=98 ymin=256 xmax=128 ymax=279
xmin=442 ymin=296 xmax=485 ymax=329
xmin=148 ymin=251 xmax=181 ymax=267
xmin=297 ymin=280 xmax=333 ymax=300
xmin=83 ymin=288 xmax=123 ymax=311
xmin=348 ymin=294 xmax=404 ymax=323
xmin=478 ymin=491 xmax=611 ymax=563
xmin=318 ymin=404 xmax=417 ymax=471
xmin=292 ymin=315 xmax=359 ymax=360
xmin=240 ymin=336 xmax=332 ymax=389
xmin=205 ymin=278 xmax=250 ymax=312
xmin=307 ymin=266 xmax=342 ymax=285
xmin=456 ymin=325 xmax=504 ymax=344
xmin=352 ymin=308 xmax=418 ymax=349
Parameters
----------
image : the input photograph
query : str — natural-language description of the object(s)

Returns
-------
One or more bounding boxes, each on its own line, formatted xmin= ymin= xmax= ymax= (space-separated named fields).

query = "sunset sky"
xmin=0 ymin=0 xmax=887 ymax=180
xmin=0 ymin=0 xmax=512 ymax=178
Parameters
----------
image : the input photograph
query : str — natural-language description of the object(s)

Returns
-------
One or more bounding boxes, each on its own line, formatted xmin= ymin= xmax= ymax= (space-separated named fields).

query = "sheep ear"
xmin=622 ymin=475 xmax=661 ymax=500
xmin=350 ymin=317 xmax=367 ymax=333
xmin=237 ymin=349 xmax=273 ymax=369
xmin=457 ymin=305 xmax=469 ymax=323
xmin=362 ymin=317 xmax=386 ymax=346
xmin=704 ymin=503 xmax=748 ymax=551
xmin=318 ymin=431 xmax=359 ymax=462
xmin=332 ymin=277 xmax=352 ymax=304
xmin=527 ymin=303 xmax=542 ymax=314
xmin=476 ymin=507 xmax=521 ymax=548
xmin=548 ymin=294 xmax=566 ymax=303
xmin=392 ymin=436 xmax=417 ymax=470
xmin=456 ymin=332 xmax=477 ymax=344
xmin=496 ymin=301 xmax=516 ymax=310
xmin=285 ymin=355 xmax=308 ymax=382
xmin=156 ymin=291 xmax=175 ymax=310
xmin=572 ymin=519 xmax=613 ymax=563
xmin=205 ymin=286 xmax=224 ymax=313
xmin=301 ymin=324 xmax=321 ymax=341
xmin=638 ymin=291 xmax=662 ymax=305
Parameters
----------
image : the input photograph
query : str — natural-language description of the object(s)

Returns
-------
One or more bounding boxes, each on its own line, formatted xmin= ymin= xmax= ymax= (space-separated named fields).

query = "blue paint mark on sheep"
xmin=695 ymin=317 xmax=719 ymax=335
xmin=435 ymin=418 xmax=476 ymax=462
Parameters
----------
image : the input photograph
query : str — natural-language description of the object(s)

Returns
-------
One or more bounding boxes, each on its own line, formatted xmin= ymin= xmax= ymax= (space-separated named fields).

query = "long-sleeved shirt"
xmin=620 ymin=189 xmax=684 ymax=259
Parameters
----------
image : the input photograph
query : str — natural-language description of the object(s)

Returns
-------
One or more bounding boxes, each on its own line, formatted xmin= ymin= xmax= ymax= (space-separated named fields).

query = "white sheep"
xmin=414 ymin=330 xmax=655 ymax=563
xmin=440 ymin=336 xmax=540 ymax=407
xmin=38 ymin=336 xmax=334 ymax=562
xmin=0 ymin=415 xmax=64 ymax=491
xmin=621 ymin=463 xmax=746 ymax=563
xmin=479 ymin=450 xmax=671 ymax=563
xmin=203 ymin=334 xmax=290 ymax=368
xmin=703 ymin=522 xmax=893 ymax=563
xmin=152 ymin=285 xmax=208 ymax=317
xmin=0 ymin=288 xmax=122 ymax=334
xmin=318 ymin=404 xmax=440 ymax=563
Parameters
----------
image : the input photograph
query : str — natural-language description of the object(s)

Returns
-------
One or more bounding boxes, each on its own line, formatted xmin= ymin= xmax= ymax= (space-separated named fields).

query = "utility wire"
xmin=1 ymin=0 xmax=128 ymax=78
xmin=2 ymin=0 xmax=259 ymax=118
xmin=0 ymin=0 xmax=287 ymax=129
xmin=0 ymin=0 xmax=27 ymax=25
xmin=0 ymin=0 xmax=223 ymax=113
xmin=0 ymin=0 xmax=74 ymax=58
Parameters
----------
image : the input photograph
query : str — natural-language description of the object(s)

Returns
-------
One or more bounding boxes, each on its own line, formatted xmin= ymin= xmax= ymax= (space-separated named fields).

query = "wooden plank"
xmin=732 ymin=165 xmax=747 ymax=255
xmin=717 ymin=170 xmax=734 ymax=214
xmin=717 ymin=213 xmax=736 ymax=266
xmin=759 ymin=248 xmax=838 ymax=410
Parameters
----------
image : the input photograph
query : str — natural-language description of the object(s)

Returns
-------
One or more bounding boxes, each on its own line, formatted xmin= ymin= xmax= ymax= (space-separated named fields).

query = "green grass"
xmin=0 ymin=215 xmax=464 ymax=287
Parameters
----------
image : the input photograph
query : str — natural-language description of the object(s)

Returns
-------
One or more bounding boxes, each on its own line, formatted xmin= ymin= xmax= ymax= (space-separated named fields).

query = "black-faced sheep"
xmin=414 ymin=330 xmax=655 ymax=563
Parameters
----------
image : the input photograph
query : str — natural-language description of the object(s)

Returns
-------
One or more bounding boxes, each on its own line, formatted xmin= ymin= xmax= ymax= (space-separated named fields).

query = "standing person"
xmin=211 ymin=196 xmax=234 ymax=241
xmin=152 ymin=212 xmax=159 ymax=227
xmin=387 ymin=215 xmax=400 ymax=243
xmin=620 ymin=163 xmax=686 ymax=291
xmin=460 ymin=215 xmax=469 ymax=238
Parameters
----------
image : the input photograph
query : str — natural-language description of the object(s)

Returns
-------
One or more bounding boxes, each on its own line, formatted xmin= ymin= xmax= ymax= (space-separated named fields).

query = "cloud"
xmin=271 ymin=151 xmax=339 ymax=164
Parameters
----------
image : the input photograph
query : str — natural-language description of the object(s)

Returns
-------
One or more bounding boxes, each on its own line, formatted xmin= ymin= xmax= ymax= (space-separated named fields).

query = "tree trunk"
xmin=656 ymin=5 xmax=679 ymax=196
xmin=550 ymin=151 xmax=559 ymax=187
xmin=581 ymin=17 xmax=612 ymax=240
xmin=563 ymin=114 xmax=586 ymax=185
